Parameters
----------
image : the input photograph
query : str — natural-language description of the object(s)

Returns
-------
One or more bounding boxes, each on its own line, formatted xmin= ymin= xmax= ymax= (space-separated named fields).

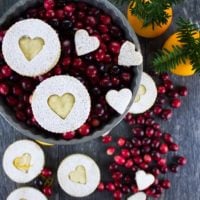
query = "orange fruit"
xmin=163 ymin=32 xmax=198 ymax=76
xmin=127 ymin=2 xmax=173 ymax=38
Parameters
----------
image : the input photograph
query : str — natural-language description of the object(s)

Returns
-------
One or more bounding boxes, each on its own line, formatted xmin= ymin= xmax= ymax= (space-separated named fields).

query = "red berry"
xmin=98 ymin=182 xmax=105 ymax=191
xmin=42 ymin=186 xmax=52 ymax=196
xmin=0 ymin=83 xmax=9 ymax=95
xmin=62 ymin=131 xmax=76 ymax=140
xmin=157 ymin=158 xmax=167 ymax=166
xmin=41 ymin=168 xmax=53 ymax=177
xmin=177 ymin=156 xmax=187 ymax=166
xmin=109 ymin=42 xmax=121 ymax=54
xmin=1 ymin=65 xmax=12 ymax=77
xmin=102 ymin=135 xmax=112 ymax=144
xmin=143 ymin=154 xmax=152 ymax=163
xmin=121 ymin=149 xmax=130 ymax=158
xmin=161 ymin=109 xmax=173 ymax=120
xmin=171 ymin=98 xmax=182 ymax=108
xmin=157 ymin=85 xmax=166 ymax=94
xmin=179 ymin=86 xmax=188 ymax=96
xmin=125 ymin=159 xmax=134 ymax=168
xmin=161 ymin=179 xmax=171 ymax=189
xmin=169 ymin=143 xmax=179 ymax=151
xmin=117 ymin=137 xmax=126 ymax=147
xmin=100 ymin=15 xmax=111 ymax=25
xmin=107 ymin=147 xmax=116 ymax=156
xmin=159 ymin=143 xmax=169 ymax=154
xmin=113 ymin=190 xmax=122 ymax=199
xmin=114 ymin=155 xmax=126 ymax=165
xmin=78 ymin=124 xmax=90 ymax=136
xmin=106 ymin=183 xmax=115 ymax=191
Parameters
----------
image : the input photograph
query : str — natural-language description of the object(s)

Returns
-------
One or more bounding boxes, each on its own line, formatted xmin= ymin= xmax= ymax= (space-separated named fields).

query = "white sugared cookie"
xmin=118 ymin=41 xmax=143 ymax=67
xmin=2 ymin=19 xmax=61 ymax=77
xmin=3 ymin=140 xmax=45 ymax=183
xmin=129 ymin=72 xmax=157 ymax=114
xmin=7 ymin=187 xmax=47 ymax=200
xmin=31 ymin=75 xmax=91 ymax=133
xmin=57 ymin=154 xmax=100 ymax=197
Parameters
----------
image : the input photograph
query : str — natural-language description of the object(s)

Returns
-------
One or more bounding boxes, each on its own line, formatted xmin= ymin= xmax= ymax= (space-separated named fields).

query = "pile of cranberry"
xmin=0 ymin=0 xmax=133 ymax=140
xmin=99 ymin=72 xmax=187 ymax=200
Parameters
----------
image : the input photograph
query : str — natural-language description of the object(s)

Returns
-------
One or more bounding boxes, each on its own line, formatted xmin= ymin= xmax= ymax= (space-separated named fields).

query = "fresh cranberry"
xmin=163 ymin=133 xmax=174 ymax=143
xmin=161 ymin=73 xmax=170 ymax=81
xmin=177 ymin=156 xmax=187 ymax=166
xmin=109 ymin=163 xmax=119 ymax=171
xmin=12 ymin=85 xmax=22 ymax=96
xmin=157 ymin=158 xmax=167 ymax=166
xmin=21 ymin=78 xmax=34 ymax=91
xmin=86 ymin=65 xmax=98 ymax=78
xmin=154 ymin=130 xmax=162 ymax=137
xmin=114 ymin=155 xmax=126 ymax=165
xmin=78 ymin=124 xmax=90 ymax=136
xmin=132 ymin=127 xmax=144 ymax=138
xmin=46 ymin=10 xmax=55 ymax=18
xmin=55 ymin=9 xmax=65 ymax=19
xmin=112 ymin=171 xmax=123 ymax=181
xmin=161 ymin=109 xmax=173 ymax=120
xmin=160 ymin=165 xmax=168 ymax=174
xmin=100 ymin=15 xmax=111 ymax=25
xmin=98 ymin=24 xmax=109 ymax=33
xmin=63 ymin=131 xmax=76 ymax=140
xmin=121 ymin=149 xmax=130 ymax=158
xmin=143 ymin=154 xmax=152 ymax=163
xmin=106 ymin=183 xmax=115 ymax=191
xmin=107 ymin=147 xmax=116 ymax=156
xmin=44 ymin=0 xmax=55 ymax=10
xmin=1 ymin=65 xmax=12 ymax=77
xmin=64 ymin=3 xmax=75 ymax=13
xmin=164 ymin=80 xmax=174 ymax=90
xmin=159 ymin=143 xmax=169 ymax=154
xmin=145 ymin=127 xmax=154 ymax=137
xmin=0 ymin=83 xmax=9 ymax=95
xmin=113 ymin=190 xmax=122 ymax=200
xmin=86 ymin=16 xmax=97 ymax=27
xmin=171 ymin=98 xmax=182 ymax=108
xmin=179 ymin=86 xmax=188 ymax=96
xmin=110 ymin=26 xmax=122 ymax=38
xmin=161 ymin=179 xmax=171 ymax=189
xmin=98 ymin=182 xmax=105 ymax=191
xmin=41 ymin=168 xmax=53 ymax=177
xmin=95 ymin=49 xmax=105 ymax=62
xmin=42 ymin=186 xmax=52 ymax=196
xmin=168 ymin=90 xmax=179 ymax=98
xmin=151 ymin=168 xmax=160 ymax=176
xmin=102 ymin=135 xmax=112 ymax=144
xmin=109 ymin=42 xmax=121 ymax=54
xmin=169 ymin=143 xmax=179 ymax=151
xmin=125 ymin=159 xmax=134 ymax=168
xmin=153 ymin=105 xmax=162 ymax=115
xmin=170 ymin=165 xmax=179 ymax=173
xmin=157 ymin=85 xmax=166 ymax=94
xmin=134 ymin=156 xmax=143 ymax=164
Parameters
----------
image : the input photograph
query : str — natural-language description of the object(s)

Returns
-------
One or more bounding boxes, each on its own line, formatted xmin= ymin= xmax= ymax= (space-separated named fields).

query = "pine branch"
xmin=153 ymin=18 xmax=200 ymax=74
xmin=114 ymin=0 xmax=183 ymax=27
xmin=153 ymin=46 xmax=188 ymax=72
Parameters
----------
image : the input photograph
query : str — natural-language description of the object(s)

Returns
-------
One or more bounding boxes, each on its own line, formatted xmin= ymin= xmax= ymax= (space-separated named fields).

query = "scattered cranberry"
xmin=157 ymin=85 xmax=166 ymax=94
xmin=63 ymin=131 xmax=76 ymax=140
xmin=107 ymin=147 xmax=116 ymax=156
xmin=161 ymin=109 xmax=173 ymax=120
xmin=169 ymin=143 xmax=179 ymax=151
xmin=102 ymin=135 xmax=112 ymax=144
xmin=179 ymin=86 xmax=188 ymax=96
xmin=42 ymin=186 xmax=52 ymax=196
xmin=177 ymin=156 xmax=187 ymax=166
xmin=1 ymin=65 xmax=12 ymax=77
xmin=159 ymin=143 xmax=169 ymax=154
xmin=41 ymin=168 xmax=53 ymax=177
xmin=117 ymin=137 xmax=126 ymax=147
xmin=98 ymin=182 xmax=105 ymax=191
xmin=161 ymin=179 xmax=171 ymax=189
xmin=114 ymin=155 xmax=126 ymax=165
xmin=171 ymin=98 xmax=182 ymax=108
xmin=0 ymin=83 xmax=9 ymax=95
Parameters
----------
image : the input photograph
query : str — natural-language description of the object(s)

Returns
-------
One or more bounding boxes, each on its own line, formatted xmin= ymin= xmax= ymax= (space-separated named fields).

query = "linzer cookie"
xmin=2 ymin=140 xmax=45 ymax=183
xmin=7 ymin=187 xmax=47 ymax=200
xmin=31 ymin=75 xmax=91 ymax=133
xmin=2 ymin=19 xmax=61 ymax=77
xmin=57 ymin=154 xmax=100 ymax=197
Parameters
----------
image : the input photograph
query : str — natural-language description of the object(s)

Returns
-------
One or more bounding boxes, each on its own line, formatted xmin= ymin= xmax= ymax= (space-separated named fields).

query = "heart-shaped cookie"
xmin=19 ymin=36 xmax=45 ymax=61
xmin=69 ymin=165 xmax=87 ymax=184
xmin=136 ymin=170 xmax=155 ymax=191
xmin=118 ymin=41 xmax=143 ymax=67
xmin=106 ymin=88 xmax=132 ymax=114
xmin=127 ymin=192 xmax=146 ymax=200
xmin=13 ymin=153 xmax=32 ymax=173
xmin=75 ymin=29 xmax=100 ymax=56
xmin=48 ymin=93 xmax=75 ymax=119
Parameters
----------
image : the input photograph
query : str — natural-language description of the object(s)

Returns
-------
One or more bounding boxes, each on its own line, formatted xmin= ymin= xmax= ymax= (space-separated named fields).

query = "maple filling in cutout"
xmin=47 ymin=93 xmax=75 ymax=119
xmin=19 ymin=36 xmax=45 ymax=61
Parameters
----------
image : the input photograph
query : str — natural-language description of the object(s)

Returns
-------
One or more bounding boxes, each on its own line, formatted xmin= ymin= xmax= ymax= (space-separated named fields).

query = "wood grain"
xmin=0 ymin=0 xmax=200 ymax=199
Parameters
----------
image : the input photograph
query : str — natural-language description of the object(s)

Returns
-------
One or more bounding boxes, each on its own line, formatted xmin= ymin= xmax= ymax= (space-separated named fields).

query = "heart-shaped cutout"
xmin=19 ymin=36 xmax=45 ymax=61
xmin=106 ymin=89 xmax=132 ymax=114
xmin=118 ymin=41 xmax=143 ymax=67
xmin=127 ymin=192 xmax=147 ymax=200
xmin=48 ymin=93 xmax=75 ymax=119
xmin=136 ymin=170 xmax=155 ymax=191
xmin=134 ymin=85 xmax=147 ymax=103
xmin=69 ymin=165 xmax=87 ymax=184
xmin=13 ymin=153 xmax=32 ymax=173
xmin=75 ymin=29 xmax=100 ymax=56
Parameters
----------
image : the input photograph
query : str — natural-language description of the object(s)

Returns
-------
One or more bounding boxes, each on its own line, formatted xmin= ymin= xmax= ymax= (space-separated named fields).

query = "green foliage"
xmin=153 ymin=18 xmax=200 ymax=74
xmin=114 ymin=0 xmax=183 ymax=27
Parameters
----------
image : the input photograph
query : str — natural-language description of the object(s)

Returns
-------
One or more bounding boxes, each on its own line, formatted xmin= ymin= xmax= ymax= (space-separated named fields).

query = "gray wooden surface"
xmin=0 ymin=0 xmax=200 ymax=200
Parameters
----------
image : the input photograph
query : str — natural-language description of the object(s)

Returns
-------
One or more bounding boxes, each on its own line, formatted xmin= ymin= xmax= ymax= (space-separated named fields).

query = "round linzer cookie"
xmin=57 ymin=154 xmax=100 ymax=197
xmin=2 ymin=19 xmax=61 ymax=77
xmin=31 ymin=75 xmax=91 ymax=133
xmin=7 ymin=187 xmax=47 ymax=200
xmin=129 ymin=72 xmax=157 ymax=114
xmin=3 ymin=140 xmax=45 ymax=183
